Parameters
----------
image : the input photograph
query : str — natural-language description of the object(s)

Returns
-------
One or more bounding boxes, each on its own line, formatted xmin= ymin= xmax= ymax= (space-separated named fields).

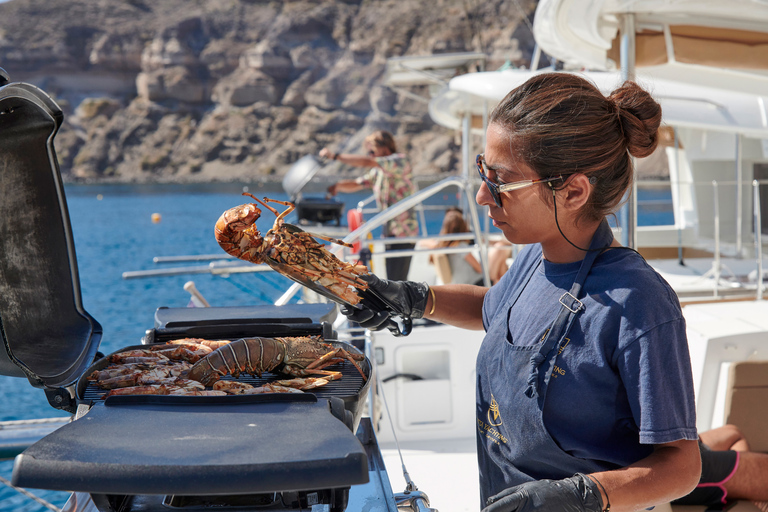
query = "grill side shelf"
xmin=11 ymin=398 xmax=369 ymax=495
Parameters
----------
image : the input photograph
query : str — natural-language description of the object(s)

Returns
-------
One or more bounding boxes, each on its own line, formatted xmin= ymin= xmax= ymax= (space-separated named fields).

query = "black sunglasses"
xmin=476 ymin=154 xmax=563 ymax=208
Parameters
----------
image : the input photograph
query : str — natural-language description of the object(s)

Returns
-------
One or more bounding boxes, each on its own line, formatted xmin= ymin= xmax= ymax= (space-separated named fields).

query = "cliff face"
xmin=0 ymin=0 xmax=537 ymax=183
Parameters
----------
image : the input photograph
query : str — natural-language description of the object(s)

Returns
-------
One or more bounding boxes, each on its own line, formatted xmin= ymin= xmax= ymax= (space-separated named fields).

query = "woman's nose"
xmin=476 ymin=181 xmax=494 ymax=207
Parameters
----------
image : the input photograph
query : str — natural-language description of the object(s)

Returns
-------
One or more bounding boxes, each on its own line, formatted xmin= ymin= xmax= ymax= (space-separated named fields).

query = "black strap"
xmin=524 ymin=220 xmax=613 ymax=398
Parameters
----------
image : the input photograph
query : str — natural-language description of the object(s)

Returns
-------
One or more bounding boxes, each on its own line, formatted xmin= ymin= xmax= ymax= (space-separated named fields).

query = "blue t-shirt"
xmin=480 ymin=244 xmax=698 ymax=469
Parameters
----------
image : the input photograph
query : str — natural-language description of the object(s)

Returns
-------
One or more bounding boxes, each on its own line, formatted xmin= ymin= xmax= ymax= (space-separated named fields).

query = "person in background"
xmin=320 ymin=130 xmax=418 ymax=281
xmin=674 ymin=424 xmax=768 ymax=511
xmin=428 ymin=207 xmax=484 ymax=285
xmin=488 ymin=239 xmax=513 ymax=284
xmin=338 ymin=73 xmax=702 ymax=511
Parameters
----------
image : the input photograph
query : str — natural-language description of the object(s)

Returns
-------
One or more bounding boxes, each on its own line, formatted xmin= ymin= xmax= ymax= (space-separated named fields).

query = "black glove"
xmin=340 ymin=273 xmax=430 ymax=331
xmin=482 ymin=474 xmax=604 ymax=512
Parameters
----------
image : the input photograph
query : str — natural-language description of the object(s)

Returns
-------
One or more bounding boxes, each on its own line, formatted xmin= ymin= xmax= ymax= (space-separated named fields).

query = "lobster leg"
xmin=304 ymin=231 xmax=353 ymax=248
xmin=261 ymin=197 xmax=296 ymax=224
xmin=242 ymin=192 xmax=281 ymax=217
xmin=304 ymin=348 xmax=367 ymax=381
xmin=282 ymin=367 xmax=344 ymax=380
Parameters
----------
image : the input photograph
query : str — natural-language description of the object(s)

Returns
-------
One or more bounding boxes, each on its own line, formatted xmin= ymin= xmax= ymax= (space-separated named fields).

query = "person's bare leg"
xmin=722 ymin=451 xmax=768 ymax=502
xmin=700 ymin=426 xmax=768 ymax=507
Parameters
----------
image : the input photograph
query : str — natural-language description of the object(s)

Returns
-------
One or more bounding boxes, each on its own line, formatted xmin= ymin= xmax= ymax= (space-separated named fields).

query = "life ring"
xmin=347 ymin=209 xmax=364 ymax=254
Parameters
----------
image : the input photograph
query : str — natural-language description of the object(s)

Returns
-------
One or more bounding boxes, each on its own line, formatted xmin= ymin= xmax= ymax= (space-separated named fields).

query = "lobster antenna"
xmin=242 ymin=192 xmax=279 ymax=216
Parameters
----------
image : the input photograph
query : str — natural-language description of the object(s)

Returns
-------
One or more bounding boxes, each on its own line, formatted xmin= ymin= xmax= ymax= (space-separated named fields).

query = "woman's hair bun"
xmin=608 ymin=81 xmax=662 ymax=158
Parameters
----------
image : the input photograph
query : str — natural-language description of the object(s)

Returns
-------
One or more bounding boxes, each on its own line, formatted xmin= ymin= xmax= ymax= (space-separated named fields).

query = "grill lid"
xmin=0 ymin=78 xmax=101 ymax=388
xmin=282 ymin=155 xmax=324 ymax=201
xmin=12 ymin=395 xmax=369 ymax=495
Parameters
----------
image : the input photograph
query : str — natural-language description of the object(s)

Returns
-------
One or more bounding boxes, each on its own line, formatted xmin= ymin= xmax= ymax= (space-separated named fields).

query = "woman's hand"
xmin=483 ymin=474 xmax=603 ymax=512
xmin=319 ymin=147 xmax=335 ymax=160
xmin=339 ymin=274 xmax=430 ymax=330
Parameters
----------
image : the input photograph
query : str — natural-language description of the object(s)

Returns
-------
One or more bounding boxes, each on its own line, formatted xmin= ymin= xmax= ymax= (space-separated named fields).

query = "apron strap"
xmin=524 ymin=220 xmax=614 ymax=398
xmin=486 ymin=246 xmax=543 ymax=336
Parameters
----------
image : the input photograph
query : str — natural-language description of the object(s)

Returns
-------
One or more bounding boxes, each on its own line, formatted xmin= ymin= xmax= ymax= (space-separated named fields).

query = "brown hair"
xmin=429 ymin=207 xmax=472 ymax=263
xmin=489 ymin=73 xmax=662 ymax=223
xmin=438 ymin=207 xmax=471 ymax=247
xmin=364 ymin=130 xmax=398 ymax=154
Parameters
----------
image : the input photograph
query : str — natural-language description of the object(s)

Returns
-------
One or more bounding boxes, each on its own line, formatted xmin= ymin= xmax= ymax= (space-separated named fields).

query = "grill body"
xmin=0 ymin=71 xmax=374 ymax=512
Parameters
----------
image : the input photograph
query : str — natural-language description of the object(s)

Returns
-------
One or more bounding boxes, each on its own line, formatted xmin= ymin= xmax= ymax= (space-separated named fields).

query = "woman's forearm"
xmin=320 ymin=147 xmax=377 ymax=169
xmin=588 ymin=439 xmax=700 ymax=512
xmin=424 ymin=284 xmax=487 ymax=330
xmin=330 ymin=180 xmax=364 ymax=194
xmin=335 ymin=153 xmax=377 ymax=167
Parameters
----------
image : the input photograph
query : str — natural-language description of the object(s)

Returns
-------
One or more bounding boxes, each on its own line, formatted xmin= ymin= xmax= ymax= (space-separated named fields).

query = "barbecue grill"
xmin=0 ymin=74 xmax=378 ymax=512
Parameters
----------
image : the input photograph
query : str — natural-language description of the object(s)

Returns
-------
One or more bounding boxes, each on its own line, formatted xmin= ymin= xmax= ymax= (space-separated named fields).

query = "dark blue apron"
xmin=476 ymin=220 xmax=617 ymax=503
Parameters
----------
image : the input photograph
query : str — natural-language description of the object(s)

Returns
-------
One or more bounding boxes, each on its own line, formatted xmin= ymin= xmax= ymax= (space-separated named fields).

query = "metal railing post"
xmin=753 ymin=180 xmax=763 ymax=300
xmin=619 ymin=13 xmax=637 ymax=249
xmin=736 ymin=134 xmax=743 ymax=255
xmin=713 ymin=181 xmax=720 ymax=298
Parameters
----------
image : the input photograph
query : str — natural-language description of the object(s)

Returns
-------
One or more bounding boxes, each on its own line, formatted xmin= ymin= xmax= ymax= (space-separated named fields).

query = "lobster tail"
xmin=186 ymin=337 xmax=285 ymax=386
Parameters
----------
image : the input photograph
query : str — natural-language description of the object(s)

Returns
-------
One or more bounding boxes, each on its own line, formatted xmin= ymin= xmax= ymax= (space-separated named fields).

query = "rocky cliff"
xmin=0 ymin=0 xmax=537 ymax=183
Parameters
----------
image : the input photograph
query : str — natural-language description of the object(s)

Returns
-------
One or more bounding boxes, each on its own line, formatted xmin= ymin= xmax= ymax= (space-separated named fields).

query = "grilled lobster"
xmin=185 ymin=336 xmax=367 ymax=387
xmin=214 ymin=193 xmax=369 ymax=305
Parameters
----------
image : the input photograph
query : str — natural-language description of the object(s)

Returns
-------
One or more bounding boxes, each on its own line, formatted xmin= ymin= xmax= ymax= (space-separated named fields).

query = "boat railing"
xmin=753 ymin=179 xmax=764 ymax=299
xmin=636 ymin=175 xmax=768 ymax=300
xmin=356 ymin=180 xmax=451 ymax=238
xmin=276 ymin=176 xmax=489 ymax=305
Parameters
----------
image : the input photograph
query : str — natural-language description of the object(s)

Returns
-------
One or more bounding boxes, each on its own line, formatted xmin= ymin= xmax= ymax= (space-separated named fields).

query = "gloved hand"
xmin=340 ymin=273 xmax=430 ymax=330
xmin=482 ymin=474 xmax=604 ymax=512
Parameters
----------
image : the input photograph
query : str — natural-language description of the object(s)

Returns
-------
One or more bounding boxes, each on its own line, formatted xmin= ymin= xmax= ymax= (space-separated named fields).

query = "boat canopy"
xmin=532 ymin=0 xmax=768 ymax=96
xmin=429 ymin=69 xmax=768 ymax=140
xmin=383 ymin=52 xmax=487 ymax=87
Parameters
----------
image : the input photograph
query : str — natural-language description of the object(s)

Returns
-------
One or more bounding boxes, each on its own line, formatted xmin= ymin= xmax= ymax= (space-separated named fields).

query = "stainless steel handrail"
xmin=753 ymin=180 xmax=764 ymax=300
xmin=713 ymin=181 xmax=721 ymax=298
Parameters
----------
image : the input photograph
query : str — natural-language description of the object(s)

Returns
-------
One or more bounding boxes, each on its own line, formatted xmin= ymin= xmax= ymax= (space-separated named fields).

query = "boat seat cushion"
xmin=724 ymin=360 xmax=768 ymax=452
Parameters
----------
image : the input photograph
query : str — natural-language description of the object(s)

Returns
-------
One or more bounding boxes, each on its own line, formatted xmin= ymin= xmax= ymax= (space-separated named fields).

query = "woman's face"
xmin=366 ymin=143 xmax=390 ymax=157
xmin=476 ymin=123 xmax=559 ymax=246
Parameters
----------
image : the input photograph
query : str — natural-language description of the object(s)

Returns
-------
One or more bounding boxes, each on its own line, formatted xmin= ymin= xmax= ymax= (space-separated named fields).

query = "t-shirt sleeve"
xmin=616 ymin=318 xmax=699 ymax=445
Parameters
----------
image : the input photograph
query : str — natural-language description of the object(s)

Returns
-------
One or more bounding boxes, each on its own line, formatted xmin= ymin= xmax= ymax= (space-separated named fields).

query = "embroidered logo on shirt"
xmin=478 ymin=394 xmax=508 ymax=446
xmin=487 ymin=394 xmax=503 ymax=427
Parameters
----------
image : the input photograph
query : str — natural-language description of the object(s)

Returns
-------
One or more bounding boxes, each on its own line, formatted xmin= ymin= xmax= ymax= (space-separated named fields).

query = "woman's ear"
xmin=559 ymin=174 xmax=592 ymax=211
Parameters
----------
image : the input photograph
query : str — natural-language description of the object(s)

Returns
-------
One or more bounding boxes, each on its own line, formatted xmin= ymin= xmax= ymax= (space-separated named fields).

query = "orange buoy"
xmin=347 ymin=209 xmax=364 ymax=254
xmin=151 ymin=213 xmax=162 ymax=223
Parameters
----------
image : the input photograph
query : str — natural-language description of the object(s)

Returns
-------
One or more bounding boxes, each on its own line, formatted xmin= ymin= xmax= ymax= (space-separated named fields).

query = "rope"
xmin=0 ymin=474 xmax=62 ymax=512
xmin=375 ymin=366 xmax=419 ymax=493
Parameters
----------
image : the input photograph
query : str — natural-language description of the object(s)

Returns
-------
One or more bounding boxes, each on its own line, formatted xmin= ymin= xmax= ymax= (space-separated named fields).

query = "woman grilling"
xmin=339 ymin=73 xmax=701 ymax=512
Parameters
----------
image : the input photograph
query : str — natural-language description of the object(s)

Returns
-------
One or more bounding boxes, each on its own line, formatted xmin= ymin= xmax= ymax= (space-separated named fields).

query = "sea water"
xmin=0 ymin=182 xmax=673 ymax=511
